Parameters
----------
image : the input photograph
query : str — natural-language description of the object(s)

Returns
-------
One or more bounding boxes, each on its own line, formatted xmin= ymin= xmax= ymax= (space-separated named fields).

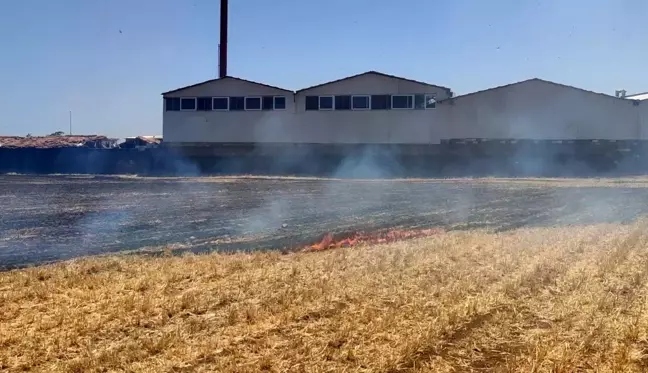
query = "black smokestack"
xmin=218 ymin=0 xmax=228 ymax=78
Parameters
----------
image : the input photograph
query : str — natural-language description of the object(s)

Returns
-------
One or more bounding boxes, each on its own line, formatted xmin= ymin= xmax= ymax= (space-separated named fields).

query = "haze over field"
xmin=4 ymin=175 xmax=648 ymax=268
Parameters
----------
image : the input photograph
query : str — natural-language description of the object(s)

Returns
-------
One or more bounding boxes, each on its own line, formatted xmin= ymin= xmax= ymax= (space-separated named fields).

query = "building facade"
xmin=162 ymin=76 xmax=294 ymax=145
xmin=436 ymin=79 xmax=646 ymax=141
xmin=162 ymin=73 xmax=648 ymax=146
xmin=162 ymin=71 xmax=453 ymax=145
xmin=293 ymin=71 xmax=452 ymax=144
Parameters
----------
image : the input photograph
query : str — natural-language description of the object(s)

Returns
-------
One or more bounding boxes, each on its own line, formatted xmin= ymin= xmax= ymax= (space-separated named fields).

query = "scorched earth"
xmin=2 ymin=174 xmax=648 ymax=269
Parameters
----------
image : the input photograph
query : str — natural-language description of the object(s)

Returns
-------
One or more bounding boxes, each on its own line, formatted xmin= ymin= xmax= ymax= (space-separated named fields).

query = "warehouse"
xmin=162 ymin=74 xmax=648 ymax=149
xmin=294 ymin=71 xmax=453 ymax=144
xmin=162 ymin=76 xmax=294 ymax=145
xmin=161 ymin=71 xmax=454 ymax=147
xmin=436 ymin=78 xmax=645 ymax=141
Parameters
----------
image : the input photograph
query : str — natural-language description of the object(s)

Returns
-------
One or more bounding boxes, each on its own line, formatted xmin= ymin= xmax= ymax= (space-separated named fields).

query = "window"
xmin=274 ymin=96 xmax=286 ymax=110
xmin=230 ymin=96 xmax=245 ymax=111
xmin=262 ymin=96 xmax=274 ymax=111
xmin=335 ymin=95 xmax=351 ymax=110
xmin=352 ymin=95 xmax=370 ymax=110
xmin=180 ymin=97 xmax=197 ymax=111
xmin=371 ymin=95 xmax=390 ymax=110
xmin=414 ymin=94 xmax=426 ymax=109
xmin=305 ymin=96 xmax=319 ymax=111
xmin=319 ymin=96 xmax=334 ymax=110
xmin=197 ymin=97 xmax=212 ymax=111
xmin=212 ymin=97 xmax=229 ymax=111
xmin=391 ymin=95 xmax=414 ymax=109
xmin=165 ymin=97 xmax=180 ymax=111
xmin=245 ymin=96 xmax=262 ymax=110
xmin=425 ymin=94 xmax=436 ymax=109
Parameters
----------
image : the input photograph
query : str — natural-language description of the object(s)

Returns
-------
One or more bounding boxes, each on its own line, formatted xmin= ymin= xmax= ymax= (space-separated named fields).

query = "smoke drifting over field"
xmin=5 ymin=110 xmax=648 ymax=268
xmin=4 ymin=175 xmax=648 ymax=269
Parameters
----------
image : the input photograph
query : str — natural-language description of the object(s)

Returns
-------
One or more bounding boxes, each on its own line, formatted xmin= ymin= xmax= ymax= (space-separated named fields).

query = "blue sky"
xmin=1 ymin=0 xmax=647 ymax=137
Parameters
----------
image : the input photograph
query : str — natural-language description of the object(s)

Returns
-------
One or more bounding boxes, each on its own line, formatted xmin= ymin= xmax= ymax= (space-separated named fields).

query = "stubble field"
xmin=4 ymin=174 xmax=648 ymax=269
xmin=3 ymin=175 xmax=648 ymax=371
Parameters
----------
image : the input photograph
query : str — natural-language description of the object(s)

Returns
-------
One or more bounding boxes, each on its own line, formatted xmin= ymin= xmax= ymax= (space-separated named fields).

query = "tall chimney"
xmin=218 ymin=0 xmax=228 ymax=78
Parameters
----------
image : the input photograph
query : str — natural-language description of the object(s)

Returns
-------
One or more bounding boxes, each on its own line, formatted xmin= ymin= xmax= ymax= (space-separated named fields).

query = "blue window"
xmin=165 ymin=97 xmax=180 ymax=111
xmin=262 ymin=96 xmax=274 ymax=110
xmin=391 ymin=95 xmax=414 ymax=109
xmin=335 ymin=96 xmax=351 ymax=110
xmin=305 ymin=96 xmax=319 ymax=111
xmin=245 ymin=97 xmax=262 ymax=110
xmin=180 ymin=97 xmax=197 ymax=111
xmin=230 ymin=97 xmax=245 ymax=111
xmin=212 ymin=97 xmax=229 ymax=110
xmin=371 ymin=95 xmax=390 ymax=110
xmin=414 ymin=94 xmax=426 ymax=110
xmin=319 ymin=96 xmax=334 ymax=110
xmin=352 ymin=95 xmax=370 ymax=110
xmin=197 ymin=97 xmax=212 ymax=111
xmin=274 ymin=96 xmax=286 ymax=110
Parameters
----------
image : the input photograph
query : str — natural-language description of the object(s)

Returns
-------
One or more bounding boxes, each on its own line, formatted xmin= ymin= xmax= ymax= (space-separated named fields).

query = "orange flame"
xmin=303 ymin=228 xmax=444 ymax=253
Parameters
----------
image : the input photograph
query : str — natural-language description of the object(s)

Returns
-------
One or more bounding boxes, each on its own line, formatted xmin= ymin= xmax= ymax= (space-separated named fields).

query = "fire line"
xmin=302 ymin=228 xmax=445 ymax=252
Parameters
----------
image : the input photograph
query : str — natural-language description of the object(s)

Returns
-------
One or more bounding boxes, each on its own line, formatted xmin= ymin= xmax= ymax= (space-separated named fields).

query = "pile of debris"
xmin=120 ymin=136 xmax=163 ymax=149
xmin=0 ymin=135 xmax=119 ymax=149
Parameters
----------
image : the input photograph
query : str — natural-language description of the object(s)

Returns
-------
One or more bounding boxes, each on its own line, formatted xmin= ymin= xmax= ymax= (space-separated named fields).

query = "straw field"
xmin=3 ymin=220 xmax=648 ymax=372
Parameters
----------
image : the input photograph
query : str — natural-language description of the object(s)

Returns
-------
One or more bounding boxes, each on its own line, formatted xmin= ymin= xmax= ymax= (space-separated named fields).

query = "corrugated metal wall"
xmin=436 ymin=80 xmax=643 ymax=141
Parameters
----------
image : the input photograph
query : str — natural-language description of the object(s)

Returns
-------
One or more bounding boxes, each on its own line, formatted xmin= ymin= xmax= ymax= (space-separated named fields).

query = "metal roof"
xmin=436 ymin=78 xmax=638 ymax=104
xmin=295 ymin=71 xmax=453 ymax=95
xmin=161 ymin=76 xmax=294 ymax=95
xmin=626 ymin=92 xmax=648 ymax=100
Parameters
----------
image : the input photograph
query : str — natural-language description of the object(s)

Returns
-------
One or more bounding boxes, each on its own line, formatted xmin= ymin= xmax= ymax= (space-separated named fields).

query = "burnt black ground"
xmin=2 ymin=175 xmax=648 ymax=269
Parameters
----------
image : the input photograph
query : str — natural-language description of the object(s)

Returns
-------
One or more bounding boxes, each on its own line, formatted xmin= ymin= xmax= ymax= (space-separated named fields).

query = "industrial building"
xmin=293 ymin=71 xmax=452 ymax=144
xmin=161 ymin=0 xmax=648 ymax=152
xmin=162 ymin=74 xmax=648 ymax=148
xmin=435 ymin=78 xmax=647 ymax=141
xmin=162 ymin=76 xmax=294 ymax=145
xmin=161 ymin=71 xmax=455 ymax=147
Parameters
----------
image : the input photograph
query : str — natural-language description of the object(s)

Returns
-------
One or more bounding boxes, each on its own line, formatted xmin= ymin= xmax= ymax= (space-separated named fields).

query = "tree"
xmin=49 ymin=131 xmax=66 ymax=136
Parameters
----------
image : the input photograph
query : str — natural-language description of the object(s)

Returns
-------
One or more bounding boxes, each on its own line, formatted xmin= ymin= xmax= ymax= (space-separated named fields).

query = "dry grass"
xmin=3 ymin=222 xmax=648 ymax=372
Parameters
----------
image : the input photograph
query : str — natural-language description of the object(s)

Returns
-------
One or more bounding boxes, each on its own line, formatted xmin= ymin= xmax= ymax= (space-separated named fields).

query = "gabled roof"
xmin=438 ymin=78 xmax=636 ymax=104
xmin=295 ymin=71 xmax=453 ymax=95
xmin=161 ymin=76 xmax=294 ymax=95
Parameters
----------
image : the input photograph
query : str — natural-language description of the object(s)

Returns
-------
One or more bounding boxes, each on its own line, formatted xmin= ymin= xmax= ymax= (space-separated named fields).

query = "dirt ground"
xmin=4 ymin=174 xmax=648 ymax=269
xmin=3 ymin=221 xmax=648 ymax=372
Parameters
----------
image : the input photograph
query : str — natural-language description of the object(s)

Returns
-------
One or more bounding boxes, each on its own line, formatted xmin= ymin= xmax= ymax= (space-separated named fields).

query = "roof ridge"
xmin=438 ymin=78 xmax=626 ymax=103
xmin=162 ymin=76 xmax=293 ymax=95
xmin=295 ymin=71 xmax=452 ymax=94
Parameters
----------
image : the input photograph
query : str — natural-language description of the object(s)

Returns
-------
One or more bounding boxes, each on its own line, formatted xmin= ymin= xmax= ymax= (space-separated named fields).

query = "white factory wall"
xmin=163 ymin=74 xmax=648 ymax=145
xmin=637 ymin=102 xmax=648 ymax=139
xmin=163 ymin=77 xmax=296 ymax=144
xmin=163 ymin=73 xmax=455 ymax=145
xmin=294 ymin=73 xmax=452 ymax=144
xmin=436 ymin=79 xmax=642 ymax=140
